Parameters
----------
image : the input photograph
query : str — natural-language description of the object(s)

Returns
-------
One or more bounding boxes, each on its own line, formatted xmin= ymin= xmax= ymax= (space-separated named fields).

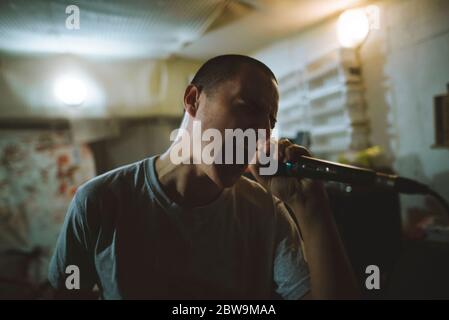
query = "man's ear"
xmin=183 ymin=84 xmax=201 ymax=117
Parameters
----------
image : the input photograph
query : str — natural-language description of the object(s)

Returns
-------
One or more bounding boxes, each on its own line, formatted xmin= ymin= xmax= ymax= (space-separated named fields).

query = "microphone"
xmin=276 ymin=156 xmax=429 ymax=194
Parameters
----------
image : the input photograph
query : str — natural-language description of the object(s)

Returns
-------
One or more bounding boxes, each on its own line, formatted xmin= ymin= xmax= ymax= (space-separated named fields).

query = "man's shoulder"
xmin=75 ymin=158 xmax=148 ymax=203
xmin=234 ymin=175 xmax=269 ymax=194
xmin=230 ymin=176 xmax=299 ymax=241
xmin=233 ymin=175 xmax=293 ymax=220
xmin=232 ymin=175 xmax=279 ymax=211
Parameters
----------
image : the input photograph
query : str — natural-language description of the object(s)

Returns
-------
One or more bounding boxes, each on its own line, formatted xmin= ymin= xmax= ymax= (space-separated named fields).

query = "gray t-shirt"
xmin=48 ymin=156 xmax=310 ymax=299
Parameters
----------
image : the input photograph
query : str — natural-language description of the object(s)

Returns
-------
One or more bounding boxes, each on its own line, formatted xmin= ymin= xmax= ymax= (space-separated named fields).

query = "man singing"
xmin=49 ymin=55 xmax=359 ymax=299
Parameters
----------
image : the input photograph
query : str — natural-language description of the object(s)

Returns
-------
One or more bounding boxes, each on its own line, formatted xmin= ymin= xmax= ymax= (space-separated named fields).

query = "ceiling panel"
xmin=0 ymin=0 xmax=227 ymax=58
xmin=0 ymin=0 xmax=368 ymax=60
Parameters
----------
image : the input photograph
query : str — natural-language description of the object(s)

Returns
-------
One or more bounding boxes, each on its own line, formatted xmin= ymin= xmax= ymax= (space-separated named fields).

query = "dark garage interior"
xmin=0 ymin=0 xmax=448 ymax=300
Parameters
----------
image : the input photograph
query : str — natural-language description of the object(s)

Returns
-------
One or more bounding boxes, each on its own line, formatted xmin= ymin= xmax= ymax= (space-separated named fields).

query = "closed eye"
xmin=270 ymin=116 xmax=277 ymax=129
xmin=235 ymin=98 xmax=276 ymax=129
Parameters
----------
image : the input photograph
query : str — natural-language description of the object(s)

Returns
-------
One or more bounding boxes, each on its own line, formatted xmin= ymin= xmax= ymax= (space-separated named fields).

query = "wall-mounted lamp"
xmin=53 ymin=75 xmax=87 ymax=106
xmin=337 ymin=8 xmax=371 ymax=48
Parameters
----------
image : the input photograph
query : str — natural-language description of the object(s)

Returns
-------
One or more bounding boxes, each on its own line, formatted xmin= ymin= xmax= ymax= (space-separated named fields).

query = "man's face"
xmin=194 ymin=65 xmax=279 ymax=188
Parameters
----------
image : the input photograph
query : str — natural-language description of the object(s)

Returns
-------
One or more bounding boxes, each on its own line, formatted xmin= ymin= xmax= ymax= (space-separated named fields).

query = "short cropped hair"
xmin=190 ymin=54 xmax=277 ymax=95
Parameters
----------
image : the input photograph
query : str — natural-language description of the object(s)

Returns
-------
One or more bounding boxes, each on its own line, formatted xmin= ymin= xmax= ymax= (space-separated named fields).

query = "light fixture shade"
xmin=337 ymin=9 xmax=370 ymax=48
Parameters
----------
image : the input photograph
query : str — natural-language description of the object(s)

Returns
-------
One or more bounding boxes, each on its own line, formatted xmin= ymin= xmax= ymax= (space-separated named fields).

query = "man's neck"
xmin=154 ymin=152 xmax=223 ymax=208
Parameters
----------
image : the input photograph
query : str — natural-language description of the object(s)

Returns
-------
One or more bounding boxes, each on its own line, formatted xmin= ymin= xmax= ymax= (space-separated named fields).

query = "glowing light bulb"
xmin=54 ymin=76 xmax=87 ymax=106
xmin=337 ymin=9 xmax=370 ymax=48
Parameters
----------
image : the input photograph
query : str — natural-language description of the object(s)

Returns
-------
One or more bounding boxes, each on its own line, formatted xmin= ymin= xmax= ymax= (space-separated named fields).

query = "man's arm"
xmin=250 ymin=139 xmax=360 ymax=299
xmin=48 ymin=191 xmax=97 ymax=299
xmin=286 ymin=183 xmax=360 ymax=299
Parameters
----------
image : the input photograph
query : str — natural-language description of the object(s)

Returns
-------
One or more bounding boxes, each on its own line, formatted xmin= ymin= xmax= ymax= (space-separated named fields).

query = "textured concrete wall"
xmin=0 ymin=55 xmax=200 ymax=119
xmin=0 ymin=129 xmax=96 ymax=289
xmin=90 ymin=117 xmax=180 ymax=174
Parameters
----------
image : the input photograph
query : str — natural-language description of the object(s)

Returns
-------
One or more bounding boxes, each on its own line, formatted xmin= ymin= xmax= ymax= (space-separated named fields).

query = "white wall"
xmin=253 ymin=0 xmax=449 ymax=225
xmin=0 ymin=54 xmax=200 ymax=119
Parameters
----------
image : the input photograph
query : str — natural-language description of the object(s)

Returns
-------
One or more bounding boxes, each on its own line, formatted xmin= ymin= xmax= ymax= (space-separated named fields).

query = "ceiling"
xmin=179 ymin=0 xmax=367 ymax=59
xmin=0 ymin=0 xmax=366 ymax=60
xmin=0 ymin=0 xmax=227 ymax=58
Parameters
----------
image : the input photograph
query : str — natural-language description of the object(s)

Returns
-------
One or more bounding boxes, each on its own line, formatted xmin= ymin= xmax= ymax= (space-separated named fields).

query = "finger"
xmin=284 ymin=145 xmax=311 ymax=163
xmin=252 ymin=136 xmax=279 ymax=166
xmin=278 ymin=138 xmax=292 ymax=162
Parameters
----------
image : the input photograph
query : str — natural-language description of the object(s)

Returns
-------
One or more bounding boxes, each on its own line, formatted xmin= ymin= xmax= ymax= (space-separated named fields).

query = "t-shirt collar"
xmin=144 ymin=155 xmax=230 ymax=218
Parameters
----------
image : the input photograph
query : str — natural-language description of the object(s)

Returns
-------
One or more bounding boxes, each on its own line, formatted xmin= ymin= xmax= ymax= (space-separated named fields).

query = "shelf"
xmin=305 ymin=61 xmax=340 ymax=82
xmin=280 ymin=117 xmax=306 ymax=127
xmin=280 ymin=93 xmax=308 ymax=111
xmin=310 ymin=123 xmax=350 ymax=137
xmin=309 ymin=103 xmax=345 ymax=117
xmin=276 ymin=47 xmax=370 ymax=158
xmin=311 ymin=144 xmax=349 ymax=154
xmin=308 ymin=83 xmax=364 ymax=102
xmin=305 ymin=62 xmax=359 ymax=83
xmin=278 ymin=71 xmax=304 ymax=95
